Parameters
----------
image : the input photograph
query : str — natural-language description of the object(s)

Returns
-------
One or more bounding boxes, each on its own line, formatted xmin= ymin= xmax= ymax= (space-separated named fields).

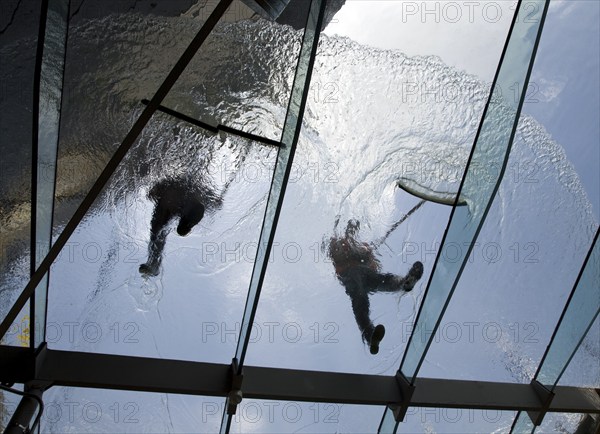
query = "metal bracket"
xmin=226 ymin=358 xmax=244 ymax=415
xmin=526 ymin=379 xmax=555 ymax=426
xmin=389 ymin=370 xmax=416 ymax=422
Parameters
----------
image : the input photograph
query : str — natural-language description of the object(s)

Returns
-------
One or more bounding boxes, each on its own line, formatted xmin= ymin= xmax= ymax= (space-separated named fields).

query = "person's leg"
xmin=140 ymin=205 xmax=171 ymax=276
xmin=177 ymin=200 xmax=205 ymax=236
xmin=344 ymin=277 xmax=385 ymax=354
xmin=348 ymin=288 xmax=374 ymax=345
xmin=368 ymin=261 xmax=424 ymax=293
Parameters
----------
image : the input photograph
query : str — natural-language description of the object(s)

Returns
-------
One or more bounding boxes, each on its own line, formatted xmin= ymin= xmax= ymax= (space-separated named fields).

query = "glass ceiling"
xmin=0 ymin=0 xmax=598 ymax=433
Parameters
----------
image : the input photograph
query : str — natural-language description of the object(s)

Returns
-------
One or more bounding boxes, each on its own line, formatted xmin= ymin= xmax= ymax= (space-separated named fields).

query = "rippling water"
xmin=0 ymin=11 xmax=597 ymax=433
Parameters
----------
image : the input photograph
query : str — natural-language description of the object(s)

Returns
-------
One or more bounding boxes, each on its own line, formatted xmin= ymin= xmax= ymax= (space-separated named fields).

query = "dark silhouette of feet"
xmin=139 ymin=262 xmax=160 ymax=277
xmin=402 ymin=261 xmax=424 ymax=292
xmin=139 ymin=177 xmax=206 ymax=276
xmin=370 ymin=324 xmax=386 ymax=355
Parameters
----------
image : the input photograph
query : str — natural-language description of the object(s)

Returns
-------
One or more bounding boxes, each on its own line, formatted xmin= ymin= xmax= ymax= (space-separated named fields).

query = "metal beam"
xmin=140 ymin=99 xmax=281 ymax=147
xmin=1 ymin=346 xmax=599 ymax=414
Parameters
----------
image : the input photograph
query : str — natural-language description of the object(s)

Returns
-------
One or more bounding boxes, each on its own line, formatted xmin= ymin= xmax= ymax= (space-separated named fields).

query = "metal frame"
xmin=1 ymin=345 xmax=599 ymax=414
xmin=140 ymin=99 xmax=282 ymax=147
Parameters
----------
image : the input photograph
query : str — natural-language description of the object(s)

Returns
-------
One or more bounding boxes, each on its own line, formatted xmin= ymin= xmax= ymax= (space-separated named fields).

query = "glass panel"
xmin=0 ymin=0 xmax=42 ymax=334
xmin=381 ymin=1 xmax=549 ymax=431
xmin=511 ymin=412 xmax=534 ymax=434
xmin=401 ymin=0 xmax=549 ymax=382
xmin=420 ymin=146 xmax=596 ymax=384
xmin=53 ymin=1 xmax=241 ymax=237
xmin=33 ymin=0 xmax=69 ymax=348
xmin=513 ymin=412 xmax=599 ymax=434
xmin=220 ymin=1 xmax=325 ymax=430
xmin=520 ymin=0 xmax=600 ymax=219
xmin=41 ymin=386 xmax=224 ymax=433
xmin=234 ymin=0 xmax=325 ymax=366
xmin=537 ymin=413 xmax=600 ymax=434
xmin=228 ymin=399 xmax=381 ymax=433
xmin=392 ymin=408 xmax=515 ymax=434
xmin=162 ymin=0 xmax=302 ymax=145
xmin=537 ymin=231 xmax=599 ymax=388
xmin=511 ymin=232 xmax=598 ymax=433
xmin=46 ymin=120 xmax=275 ymax=362
xmin=558 ymin=315 xmax=599 ymax=388
xmin=420 ymin=0 xmax=600 ymax=385
xmin=0 ymin=384 xmax=25 ymax=432
xmin=246 ymin=0 xmax=512 ymax=377
xmin=0 ymin=0 xmax=235 ymax=346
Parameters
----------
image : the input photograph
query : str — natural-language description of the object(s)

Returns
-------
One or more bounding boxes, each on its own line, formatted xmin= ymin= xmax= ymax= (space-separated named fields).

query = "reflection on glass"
xmin=33 ymin=0 xmax=70 ymax=348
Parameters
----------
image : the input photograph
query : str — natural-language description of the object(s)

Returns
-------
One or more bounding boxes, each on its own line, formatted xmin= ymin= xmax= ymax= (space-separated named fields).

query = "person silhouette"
xmin=328 ymin=219 xmax=423 ymax=354
xmin=139 ymin=177 xmax=206 ymax=276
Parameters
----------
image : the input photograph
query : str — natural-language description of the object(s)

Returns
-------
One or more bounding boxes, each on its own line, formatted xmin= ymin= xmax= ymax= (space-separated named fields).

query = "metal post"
xmin=5 ymin=386 xmax=43 ymax=434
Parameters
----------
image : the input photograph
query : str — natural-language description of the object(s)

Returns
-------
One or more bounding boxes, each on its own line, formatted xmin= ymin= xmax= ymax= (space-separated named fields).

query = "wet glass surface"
xmin=46 ymin=114 xmax=276 ymax=362
xmin=537 ymin=413 xmax=600 ymax=434
xmin=245 ymin=0 xmax=515 ymax=375
xmin=422 ymin=0 xmax=599 ymax=385
xmin=53 ymin=1 xmax=256 ymax=236
xmin=0 ymin=0 xmax=598 ymax=433
xmin=401 ymin=0 xmax=549 ymax=382
xmin=162 ymin=0 xmax=305 ymax=146
xmin=0 ymin=0 xmax=42 ymax=342
xmin=234 ymin=0 xmax=325 ymax=367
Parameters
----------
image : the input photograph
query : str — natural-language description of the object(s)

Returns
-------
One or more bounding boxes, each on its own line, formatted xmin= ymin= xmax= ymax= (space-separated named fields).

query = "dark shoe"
xmin=403 ymin=261 xmax=424 ymax=292
xmin=369 ymin=324 xmax=385 ymax=355
xmin=139 ymin=262 xmax=160 ymax=276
